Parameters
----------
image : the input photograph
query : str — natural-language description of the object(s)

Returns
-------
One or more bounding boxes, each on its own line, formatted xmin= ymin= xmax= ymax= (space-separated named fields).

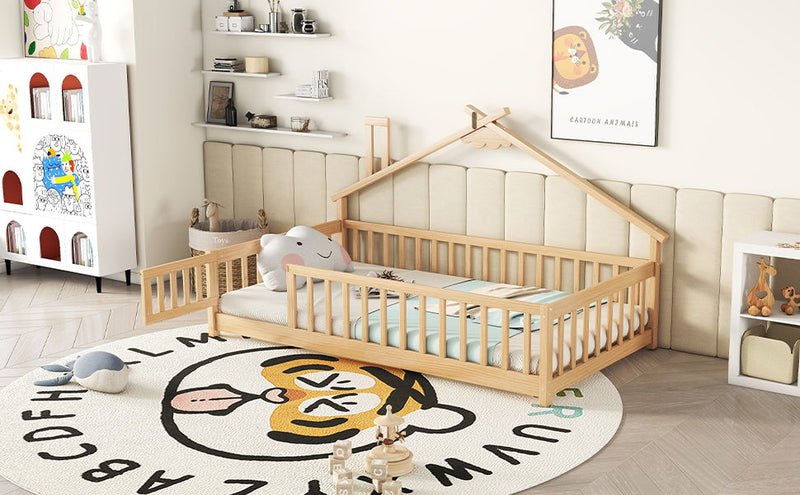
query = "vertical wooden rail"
xmin=573 ymin=259 xmax=581 ymax=293
xmin=482 ymin=247 xmax=489 ymax=281
xmin=142 ymin=275 xmax=153 ymax=320
xmin=459 ymin=302 xmax=468 ymax=361
xmin=380 ymin=289 xmax=388 ymax=345
xmin=556 ymin=316 xmax=565 ymax=375
xmin=169 ymin=272 xmax=178 ymax=309
xmin=555 ymin=257 xmax=562 ymax=291
xmin=225 ymin=260 xmax=233 ymax=293
xmin=399 ymin=293 xmax=407 ymax=349
xmin=639 ymin=280 xmax=647 ymax=337
xmin=382 ymin=233 xmax=390 ymax=266
xmin=343 ymin=283 xmax=351 ymax=339
xmin=365 ymin=116 xmax=391 ymax=174
xmin=501 ymin=310 xmax=510 ymax=370
xmin=465 ymin=245 xmax=472 ymax=278
xmin=500 ymin=249 xmax=507 ymax=283
xmin=536 ymin=255 xmax=544 ymax=287
xmin=648 ymin=240 xmax=662 ymax=349
xmin=448 ymin=243 xmax=455 ymax=276
xmin=582 ymin=305 xmax=590 ymax=364
xmin=241 ymin=256 xmax=249 ymax=288
xmin=593 ymin=262 xmax=600 ymax=287
xmin=324 ymin=280 xmax=332 ymax=335
xmin=523 ymin=313 xmax=532 ymax=374
xmin=432 ymin=240 xmax=439 ymax=273
xmin=352 ymin=229 xmax=360 ymax=262
xmin=399 ymin=235 xmax=406 ymax=269
xmin=517 ymin=252 xmax=525 ymax=286
xmin=194 ymin=265 xmax=202 ymax=299
xmin=617 ymin=289 xmax=624 ymax=345
xmin=287 ymin=274 xmax=297 ymax=328
xmin=538 ymin=309 xmax=553 ymax=406
xmin=367 ymin=230 xmax=375 ymax=264
xmin=156 ymin=275 xmax=166 ymax=313
xmin=439 ymin=299 xmax=447 ymax=358
xmin=606 ymin=295 xmax=614 ymax=351
xmin=418 ymin=295 xmax=427 ymax=354
xmin=569 ymin=310 xmax=578 ymax=369
xmin=361 ymin=286 xmax=369 ymax=342
xmin=306 ymin=277 xmax=315 ymax=332
xmin=628 ymin=285 xmax=635 ymax=340
xmin=594 ymin=298 xmax=602 ymax=356
xmin=182 ymin=269 xmax=190 ymax=305
xmin=480 ymin=306 xmax=488 ymax=366
xmin=338 ymin=198 xmax=349 ymax=254
xmin=415 ymin=238 xmax=422 ymax=270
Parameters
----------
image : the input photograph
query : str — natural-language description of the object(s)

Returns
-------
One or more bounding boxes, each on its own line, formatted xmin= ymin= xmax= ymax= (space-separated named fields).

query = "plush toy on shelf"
xmin=780 ymin=285 xmax=800 ymax=315
xmin=747 ymin=257 xmax=777 ymax=317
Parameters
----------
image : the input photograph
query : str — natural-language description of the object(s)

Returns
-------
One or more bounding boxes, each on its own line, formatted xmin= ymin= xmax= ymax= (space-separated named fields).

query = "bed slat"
xmin=324 ymin=280 xmax=332 ymax=335
xmin=523 ymin=313 xmax=532 ymax=374
xmin=361 ymin=287 xmax=369 ymax=342
xmin=501 ymin=309 xmax=510 ymax=370
xmin=399 ymin=293 xmax=407 ymax=350
xmin=307 ymin=277 xmax=315 ymax=332
xmin=557 ymin=316 xmax=564 ymax=375
xmin=480 ymin=306 xmax=488 ymax=366
xmin=570 ymin=309 xmax=578 ymax=369
xmin=419 ymin=295 xmax=427 ymax=354
xmin=287 ymin=274 xmax=297 ymax=328
xmin=380 ymin=289 xmax=388 ymax=345
xmin=459 ymin=302 xmax=468 ymax=362
xmin=169 ymin=272 xmax=178 ymax=309
xmin=439 ymin=299 xmax=447 ymax=357
xmin=343 ymin=282 xmax=351 ymax=339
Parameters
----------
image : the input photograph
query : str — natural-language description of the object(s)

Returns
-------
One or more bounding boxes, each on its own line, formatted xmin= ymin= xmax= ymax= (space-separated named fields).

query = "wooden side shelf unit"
xmin=729 ymin=231 xmax=800 ymax=396
xmin=0 ymin=58 xmax=136 ymax=292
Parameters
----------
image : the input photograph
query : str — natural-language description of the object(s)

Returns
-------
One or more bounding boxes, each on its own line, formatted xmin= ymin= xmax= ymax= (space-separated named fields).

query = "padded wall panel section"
xmin=505 ymin=172 xmax=545 ymax=286
xmin=358 ymin=158 xmax=394 ymax=265
xmin=771 ymin=198 xmax=800 ymax=334
xmin=671 ymin=189 xmax=723 ymax=356
xmin=293 ymin=151 xmax=327 ymax=228
xmin=629 ymin=185 xmax=677 ymax=349
xmin=203 ymin=142 xmax=234 ymax=220
xmin=430 ymin=164 xmax=466 ymax=275
xmin=262 ymin=148 xmax=295 ymax=234
xmin=325 ymin=154 xmax=360 ymax=222
xmin=467 ymin=168 xmax=505 ymax=281
xmin=717 ymin=194 xmax=773 ymax=358
xmin=394 ymin=163 xmax=430 ymax=269
xmin=544 ymin=176 xmax=586 ymax=292
xmin=587 ymin=180 xmax=631 ymax=290
xmin=232 ymin=145 xmax=263 ymax=220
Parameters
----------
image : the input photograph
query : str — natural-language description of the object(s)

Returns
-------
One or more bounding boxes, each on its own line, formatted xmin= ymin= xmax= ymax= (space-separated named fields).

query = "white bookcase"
xmin=728 ymin=231 xmax=800 ymax=396
xmin=0 ymin=58 xmax=136 ymax=292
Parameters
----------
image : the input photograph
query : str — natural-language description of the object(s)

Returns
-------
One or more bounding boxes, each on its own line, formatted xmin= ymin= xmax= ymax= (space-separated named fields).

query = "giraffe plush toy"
xmin=747 ymin=257 xmax=776 ymax=317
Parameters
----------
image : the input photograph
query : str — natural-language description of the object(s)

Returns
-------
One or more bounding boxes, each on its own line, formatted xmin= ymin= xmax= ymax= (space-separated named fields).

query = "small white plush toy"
xmin=75 ymin=0 xmax=102 ymax=62
xmin=257 ymin=225 xmax=353 ymax=291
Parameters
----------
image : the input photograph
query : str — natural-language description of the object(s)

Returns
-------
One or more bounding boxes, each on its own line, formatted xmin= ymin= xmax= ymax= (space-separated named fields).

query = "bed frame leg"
xmin=207 ymin=307 xmax=219 ymax=337
xmin=537 ymin=393 xmax=552 ymax=407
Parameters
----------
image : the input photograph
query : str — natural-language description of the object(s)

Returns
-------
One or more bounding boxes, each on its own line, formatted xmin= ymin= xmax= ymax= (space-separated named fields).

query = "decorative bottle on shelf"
xmin=301 ymin=20 xmax=317 ymax=34
xmin=291 ymin=9 xmax=306 ymax=33
xmin=225 ymin=98 xmax=237 ymax=127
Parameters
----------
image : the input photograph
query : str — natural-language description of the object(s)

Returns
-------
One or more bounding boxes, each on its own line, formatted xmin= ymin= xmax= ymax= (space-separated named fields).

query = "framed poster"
xmin=551 ymin=0 xmax=661 ymax=146
xmin=22 ymin=0 xmax=89 ymax=60
xmin=207 ymin=81 xmax=234 ymax=124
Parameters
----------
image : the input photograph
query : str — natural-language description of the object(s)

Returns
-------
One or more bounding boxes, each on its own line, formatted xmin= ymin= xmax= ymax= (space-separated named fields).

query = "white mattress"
xmin=220 ymin=263 xmax=646 ymax=373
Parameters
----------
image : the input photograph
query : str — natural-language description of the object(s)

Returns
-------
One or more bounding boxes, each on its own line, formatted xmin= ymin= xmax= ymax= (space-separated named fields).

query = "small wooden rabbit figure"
xmin=747 ymin=257 xmax=776 ymax=317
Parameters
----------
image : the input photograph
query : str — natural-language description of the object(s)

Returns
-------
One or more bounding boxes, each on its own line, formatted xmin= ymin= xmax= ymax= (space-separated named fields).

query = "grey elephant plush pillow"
xmin=256 ymin=225 xmax=354 ymax=291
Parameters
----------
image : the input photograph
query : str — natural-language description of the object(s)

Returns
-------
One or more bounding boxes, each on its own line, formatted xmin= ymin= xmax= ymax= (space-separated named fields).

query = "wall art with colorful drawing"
xmin=32 ymin=134 xmax=93 ymax=218
xmin=22 ymin=0 xmax=91 ymax=60
xmin=551 ymin=0 xmax=661 ymax=146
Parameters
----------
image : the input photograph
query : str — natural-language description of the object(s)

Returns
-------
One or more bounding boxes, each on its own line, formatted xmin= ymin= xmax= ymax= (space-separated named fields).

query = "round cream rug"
xmin=0 ymin=325 xmax=622 ymax=494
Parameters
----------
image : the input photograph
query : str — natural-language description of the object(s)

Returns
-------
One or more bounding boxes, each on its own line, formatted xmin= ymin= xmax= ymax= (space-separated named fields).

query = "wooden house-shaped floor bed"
xmin=141 ymin=106 xmax=668 ymax=406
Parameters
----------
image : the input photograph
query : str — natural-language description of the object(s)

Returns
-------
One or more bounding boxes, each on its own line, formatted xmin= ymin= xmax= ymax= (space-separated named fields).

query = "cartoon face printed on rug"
xmin=161 ymin=347 xmax=475 ymax=461
xmin=256 ymin=225 xmax=353 ymax=291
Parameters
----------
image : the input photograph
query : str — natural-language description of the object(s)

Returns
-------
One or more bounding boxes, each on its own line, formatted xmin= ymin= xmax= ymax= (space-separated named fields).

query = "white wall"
xmin=200 ymin=0 xmax=800 ymax=199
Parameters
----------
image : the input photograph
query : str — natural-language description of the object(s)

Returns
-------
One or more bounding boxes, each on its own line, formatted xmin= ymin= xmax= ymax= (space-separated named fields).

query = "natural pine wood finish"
xmin=4 ymin=267 xmax=800 ymax=494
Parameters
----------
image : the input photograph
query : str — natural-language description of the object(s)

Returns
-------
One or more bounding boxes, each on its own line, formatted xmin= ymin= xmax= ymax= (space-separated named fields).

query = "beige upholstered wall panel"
xmin=430 ymin=164 xmax=466 ymax=274
xmin=325 ymin=154 xmax=360 ymax=222
xmin=467 ymin=168 xmax=505 ymax=281
xmin=629 ymin=185 xmax=677 ymax=349
xmin=262 ymin=148 xmax=295 ymax=234
xmin=672 ymin=189 xmax=724 ymax=355
xmin=232 ymin=145 xmax=263 ymax=220
xmin=717 ymin=194 xmax=774 ymax=358
xmin=587 ymin=180 xmax=631 ymax=289
xmin=203 ymin=142 xmax=234 ymax=219
xmin=505 ymin=172 xmax=545 ymax=286
xmin=544 ymin=176 xmax=586 ymax=292
xmin=293 ymin=151 xmax=327 ymax=228
xmin=393 ymin=163 xmax=430 ymax=269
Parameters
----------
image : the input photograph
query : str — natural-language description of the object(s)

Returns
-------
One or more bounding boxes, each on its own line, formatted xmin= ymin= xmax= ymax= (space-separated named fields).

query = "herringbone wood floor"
xmin=1 ymin=266 xmax=799 ymax=494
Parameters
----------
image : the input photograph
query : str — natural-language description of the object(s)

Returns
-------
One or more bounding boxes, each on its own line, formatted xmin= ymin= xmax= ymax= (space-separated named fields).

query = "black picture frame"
xmin=207 ymin=81 xmax=234 ymax=124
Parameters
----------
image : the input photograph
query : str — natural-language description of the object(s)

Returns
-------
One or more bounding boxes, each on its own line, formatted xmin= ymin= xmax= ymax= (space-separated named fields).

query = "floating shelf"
xmin=201 ymin=70 xmax=281 ymax=78
xmin=210 ymin=31 xmax=331 ymax=38
xmin=192 ymin=122 xmax=346 ymax=139
xmin=274 ymin=94 xmax=333 ymax=102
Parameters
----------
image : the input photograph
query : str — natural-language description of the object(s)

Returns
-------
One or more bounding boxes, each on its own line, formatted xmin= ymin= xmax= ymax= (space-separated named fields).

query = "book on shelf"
xmin=31 ymin=87 xmax=51 ymax=119
xmin=72 ymin=233 xmax=93 ymax=267
xmin=213 ymin=57 xmax=245 ymax=72
xmin=62 ymin=89 xmax=84 ymax=123
xmin=6 ymin=224 xmax=25 ymax=255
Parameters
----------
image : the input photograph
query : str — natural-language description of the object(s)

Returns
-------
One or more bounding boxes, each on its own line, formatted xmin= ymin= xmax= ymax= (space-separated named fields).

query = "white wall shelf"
xmin=274 ymin=94 xmax=333 ymax=102
xmin=729 ymin=230 xmax=800 ymax=396
xmin=210 ymin=31 xmax=330 ymax=38
xmin=201 ymin=70 xmax=281 ymax=78
xmin=192 ymin=122 xmax=346 ymax=139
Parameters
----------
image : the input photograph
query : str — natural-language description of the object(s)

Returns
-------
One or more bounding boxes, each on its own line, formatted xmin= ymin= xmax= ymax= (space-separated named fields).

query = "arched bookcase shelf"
xmin=71 ymin=232 xmax=93 ymax=267
xmin=2 ymin=171 xmax=22 ymax=205
xmin=5 ymin=220 xmax=25 ymax=255
xmin=29 ymin=72 xmax=51 ymax=120
xmin=62 ymin=75 xmax=84 ymax=123
xmin=39 ymin=226 xmax=60 ymax=261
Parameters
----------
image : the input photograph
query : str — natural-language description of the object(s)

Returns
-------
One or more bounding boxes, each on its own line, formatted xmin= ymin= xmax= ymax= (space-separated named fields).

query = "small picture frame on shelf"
xmin=207 ymin=81 xmax=234 ymax=124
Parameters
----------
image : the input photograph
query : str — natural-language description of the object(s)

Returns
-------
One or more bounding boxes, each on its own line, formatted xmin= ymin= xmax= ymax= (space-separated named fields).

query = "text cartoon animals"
xmin=780 ymin=286 xmax=800 ymax=316
xmin=747 ymin=257 xmax=776 ymax=317
xmin=552 ymin=26 xmax=599 ymax=95
xmin=1 ymin=85 xmax=22 ymax=153
xmin=42 ymin=147 xmax=80 ymax=199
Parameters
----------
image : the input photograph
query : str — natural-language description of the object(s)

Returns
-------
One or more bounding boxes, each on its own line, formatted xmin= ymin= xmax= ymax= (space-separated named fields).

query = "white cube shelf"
xmin=0 ymin=58 xmax=136 ymax=291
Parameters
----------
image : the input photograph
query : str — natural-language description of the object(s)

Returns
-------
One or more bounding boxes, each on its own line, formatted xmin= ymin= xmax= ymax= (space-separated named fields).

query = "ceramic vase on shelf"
xmin=291 ymin=9 xmax=306 ymax=33
xmin=301 ymin=20 xmax=316 ymax=34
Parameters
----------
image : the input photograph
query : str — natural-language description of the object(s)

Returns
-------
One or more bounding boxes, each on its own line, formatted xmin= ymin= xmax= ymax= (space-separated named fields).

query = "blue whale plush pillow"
xmin=256 ymin=225 xmax=354 ymax=291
